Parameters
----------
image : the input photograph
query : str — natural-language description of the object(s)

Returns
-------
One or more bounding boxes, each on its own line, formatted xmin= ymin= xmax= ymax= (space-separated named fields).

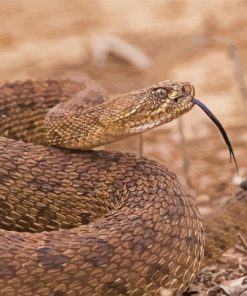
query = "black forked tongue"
xmin=193 ymin=98 xmax=238 ymax=173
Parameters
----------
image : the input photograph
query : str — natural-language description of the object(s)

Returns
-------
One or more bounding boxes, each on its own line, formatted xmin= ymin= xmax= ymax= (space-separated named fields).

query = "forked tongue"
xmin=193 ymin=98 xmax=238 ymax=173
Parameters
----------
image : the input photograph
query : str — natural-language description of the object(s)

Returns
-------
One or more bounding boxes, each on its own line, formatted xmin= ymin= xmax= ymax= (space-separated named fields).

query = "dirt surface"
xmin=0 ymin=1 xmax=247 ymax=295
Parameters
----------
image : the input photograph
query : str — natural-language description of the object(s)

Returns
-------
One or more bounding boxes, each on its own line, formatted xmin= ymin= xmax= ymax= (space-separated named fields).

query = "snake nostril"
xmin=183 ymin=84 xmax=193 ymax=96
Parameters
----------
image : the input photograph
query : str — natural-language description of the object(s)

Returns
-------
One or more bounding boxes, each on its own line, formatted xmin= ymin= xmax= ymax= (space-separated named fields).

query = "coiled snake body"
xmin=0 ymin=78 xmax=246 ymax=296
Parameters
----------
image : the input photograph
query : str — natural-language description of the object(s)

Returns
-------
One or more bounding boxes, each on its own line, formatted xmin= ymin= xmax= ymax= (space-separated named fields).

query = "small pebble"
xmin=240 ymin=180 xmax=247 ymax=191
xmin=198 ymin=206 xmax=212 ymax=217
xmin=197 ymin=194 xmax=211 ymax=203
xmin=160 ymin=288 xmax=173 ymax=296
xmin=233 ymin=174 xmax=244 ymax=186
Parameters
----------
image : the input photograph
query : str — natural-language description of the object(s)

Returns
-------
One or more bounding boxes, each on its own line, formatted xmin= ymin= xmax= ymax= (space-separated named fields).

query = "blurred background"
xmin=1 ymin=1 xmax=247 ymax=293
xmin=0 ymin=0 xmax=247 ymax=210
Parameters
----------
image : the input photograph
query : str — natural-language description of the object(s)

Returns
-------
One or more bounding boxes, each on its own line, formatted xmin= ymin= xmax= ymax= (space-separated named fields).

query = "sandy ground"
xmin=0 ymin=1 xmax=247 ymax=295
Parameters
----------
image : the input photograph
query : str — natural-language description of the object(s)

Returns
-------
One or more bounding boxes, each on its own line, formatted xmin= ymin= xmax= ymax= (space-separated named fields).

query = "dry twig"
xmin=177 ymin=117 xmax=191 ymax=186
xmin=229 ymin=45 xmax=247 ymax=112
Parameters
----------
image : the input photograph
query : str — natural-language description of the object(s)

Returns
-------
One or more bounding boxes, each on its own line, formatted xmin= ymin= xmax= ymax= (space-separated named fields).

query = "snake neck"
xmin=44 ymin=90 xmax=193 ymax=150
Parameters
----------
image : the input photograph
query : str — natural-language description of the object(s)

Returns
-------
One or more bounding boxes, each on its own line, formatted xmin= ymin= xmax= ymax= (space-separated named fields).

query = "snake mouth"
xmin=193 ymin=97 xmax=238 ymax=172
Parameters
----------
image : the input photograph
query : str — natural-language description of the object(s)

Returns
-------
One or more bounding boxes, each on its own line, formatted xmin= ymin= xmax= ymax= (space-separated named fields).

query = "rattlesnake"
xmin=0 ymin=77 xmax=245 ymax=296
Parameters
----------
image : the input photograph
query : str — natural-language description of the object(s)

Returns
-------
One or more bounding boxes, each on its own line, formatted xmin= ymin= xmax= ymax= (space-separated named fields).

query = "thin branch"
xmin=138 ymin=133 xmax=143 ymax=157
xmin=177 ymin=117 xmax=191 ymax=186
xmin=229 ymin=45 xmax=247 ymax=112
xmin=237 ymin=232 xmax=247 ymax=250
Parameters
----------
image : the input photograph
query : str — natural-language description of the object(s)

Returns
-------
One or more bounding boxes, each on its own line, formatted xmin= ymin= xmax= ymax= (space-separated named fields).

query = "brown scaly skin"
xmin=0 ymin=139 xmax=203 ymax=296
xmin=0 ymin=78 xmax=243 ymax=296
xmin=45 ymin=80 xmax=194 ymax=149
xmin=0 ymin=78 xmax=202 ymax=296
xmin=203 ymin=189 xmax=247 ymax=267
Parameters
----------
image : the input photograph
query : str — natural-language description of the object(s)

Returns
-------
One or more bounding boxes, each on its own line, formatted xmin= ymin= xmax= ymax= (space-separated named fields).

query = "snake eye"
xmin=153 ymin=88 xmax=167 ymax=99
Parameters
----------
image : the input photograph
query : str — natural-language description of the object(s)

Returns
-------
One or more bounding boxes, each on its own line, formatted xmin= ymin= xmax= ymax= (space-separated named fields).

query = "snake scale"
xmin=0 ymin=77 xmax=246 ymax=296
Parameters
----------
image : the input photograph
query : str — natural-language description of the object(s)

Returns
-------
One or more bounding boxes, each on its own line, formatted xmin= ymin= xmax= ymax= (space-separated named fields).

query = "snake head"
xmin=126 ymin=81 xmax=195 ymax=133
xmin=149 ymin=81 xmax=195 ymax=117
